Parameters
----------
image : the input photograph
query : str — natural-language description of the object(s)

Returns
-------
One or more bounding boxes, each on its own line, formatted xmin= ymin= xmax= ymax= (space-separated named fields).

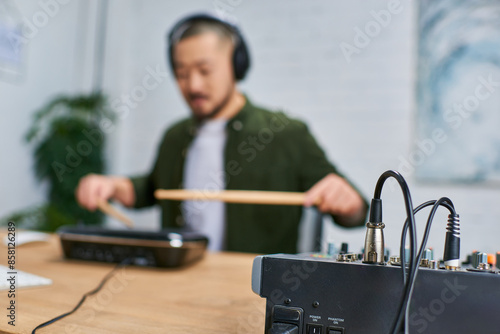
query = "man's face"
xmin=173 ymin=32 xmax=235 ymax=119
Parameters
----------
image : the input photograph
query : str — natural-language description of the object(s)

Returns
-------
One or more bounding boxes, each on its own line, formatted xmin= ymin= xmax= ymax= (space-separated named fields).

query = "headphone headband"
xmin=167 ymin=13 xmax=250 ymax=81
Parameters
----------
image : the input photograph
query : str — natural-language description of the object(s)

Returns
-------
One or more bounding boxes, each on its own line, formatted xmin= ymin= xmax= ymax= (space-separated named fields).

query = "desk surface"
xmin=0 ymin=232 xmax=266 ymax=334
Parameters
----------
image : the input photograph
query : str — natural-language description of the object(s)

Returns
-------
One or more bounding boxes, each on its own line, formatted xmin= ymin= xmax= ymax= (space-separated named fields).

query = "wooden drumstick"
xmin=154 ymin=189 xmax=320 ymax=206
xmin=97 ymin=201 xmax=134 ymax=228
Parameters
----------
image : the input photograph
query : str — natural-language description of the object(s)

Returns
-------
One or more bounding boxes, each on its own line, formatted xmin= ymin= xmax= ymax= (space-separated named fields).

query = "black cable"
xmin=400 ymin=200 xmax=455 ymax=283
xmin=369 ymin=170 xmax=417 ymax=334
xmin=405 ymin=198 xmax=452 ymax=333
xmin=372 ymin=171 xmax=417 ymax=290
xmin=373 ymin=171 xmax=417 ymax=278
xmin=369 ymin=171 xmax=458 ymax=333
xmin=32 ymin=259 xmax=131 ymax=333
xmin=393 ymin=197 xmax=455 ymax=334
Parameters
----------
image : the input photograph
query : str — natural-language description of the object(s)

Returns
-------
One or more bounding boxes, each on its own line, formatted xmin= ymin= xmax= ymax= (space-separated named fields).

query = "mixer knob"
xmin=337 ymin=253 xmax=357 ymax=262
xmin=422 ymin=248 xmax=433 ymax=260
xmin=420 ymin=248 xmax=434 ymax=267
xmin=471 ymin=251 xmax=480 ymax=268
xmin=429 ymin=260 xmax=439 ymax=269
xmin=327 ymin=242 xmax=336 ymax=256
xmin=389 ymin=256 xmax=401 ymax=266
xmin=475 ymin=252 xmax=490 ymax=270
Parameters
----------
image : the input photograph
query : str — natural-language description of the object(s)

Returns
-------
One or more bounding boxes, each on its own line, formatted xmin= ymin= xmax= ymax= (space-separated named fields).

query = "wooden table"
xmin=0 ymin=233 xmax=266 ymax=333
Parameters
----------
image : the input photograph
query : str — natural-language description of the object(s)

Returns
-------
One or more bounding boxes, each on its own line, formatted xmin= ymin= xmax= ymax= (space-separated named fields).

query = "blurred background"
xmin=1 ymin=0 xmax=499 ymax=260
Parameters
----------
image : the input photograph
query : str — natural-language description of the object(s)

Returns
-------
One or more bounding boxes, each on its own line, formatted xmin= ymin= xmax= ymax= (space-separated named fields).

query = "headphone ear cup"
xmin=233 ymin=38 xmax=250 ymax=81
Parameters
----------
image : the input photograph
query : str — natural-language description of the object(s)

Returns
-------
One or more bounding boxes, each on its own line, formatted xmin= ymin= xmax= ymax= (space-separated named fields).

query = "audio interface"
xmin=252 ymin=253 xmax=500 ymax=333
xmin=251 ymin=170 xmax=500 ymax=333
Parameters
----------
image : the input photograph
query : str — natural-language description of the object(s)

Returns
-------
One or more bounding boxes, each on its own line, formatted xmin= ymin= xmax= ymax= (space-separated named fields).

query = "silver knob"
xmin=475 ymin=252 xmax=489 ymax=269
xmin=420 ymin=248 xmax=434 ymax=267
xmin=422 ymin=248 xmax=433 ymax=260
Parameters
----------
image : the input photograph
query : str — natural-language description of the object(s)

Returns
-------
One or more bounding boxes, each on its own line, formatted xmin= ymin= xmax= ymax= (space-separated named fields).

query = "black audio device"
xmin=58 ymin=226 xmax=208 ymax=267
xmin=251 ymin=170 xmax=500 ymax=334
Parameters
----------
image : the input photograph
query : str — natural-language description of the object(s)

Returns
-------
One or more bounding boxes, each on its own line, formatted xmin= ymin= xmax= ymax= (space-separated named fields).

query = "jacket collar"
xmin=185 ymin=94 xmax=252 ymax=135
xmin=227 ymin=94 xmax=252 ymax=132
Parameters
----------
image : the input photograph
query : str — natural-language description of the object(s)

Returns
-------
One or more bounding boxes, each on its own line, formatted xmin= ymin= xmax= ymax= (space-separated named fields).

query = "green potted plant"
xmin=2 ymin=93 xmax=115 ymax=231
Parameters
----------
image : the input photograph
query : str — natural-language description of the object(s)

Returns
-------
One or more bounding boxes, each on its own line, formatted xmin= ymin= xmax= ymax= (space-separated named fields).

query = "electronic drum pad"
xmin=58 ymin=226 xmax=209 ymax=267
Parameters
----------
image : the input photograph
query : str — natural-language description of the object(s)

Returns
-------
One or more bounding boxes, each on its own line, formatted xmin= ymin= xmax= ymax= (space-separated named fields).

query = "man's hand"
xmin=76 ymin=174 xmax=135 ymax=211
xmin=304 ymin=173 xmax=366 ymax=225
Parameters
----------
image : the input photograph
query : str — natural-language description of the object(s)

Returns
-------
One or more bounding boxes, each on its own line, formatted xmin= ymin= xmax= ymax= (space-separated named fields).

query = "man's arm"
xmin=76 ymin=123 xmax=183 ymax=212
xmin=291 ymin=120 xmax=368 ymax=227
xmin=76 ymin=174 xmax=135 ymax=211
xmin=304 ymin=173 xmax=367 ymax=227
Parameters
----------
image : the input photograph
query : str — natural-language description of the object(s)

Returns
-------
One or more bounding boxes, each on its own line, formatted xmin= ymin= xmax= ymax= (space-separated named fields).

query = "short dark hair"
xmin=170 ymin=18 xmax=237 ymax=47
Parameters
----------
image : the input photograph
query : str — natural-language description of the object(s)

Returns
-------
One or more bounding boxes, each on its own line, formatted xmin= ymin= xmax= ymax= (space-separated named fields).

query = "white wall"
xmin=1 ymin=0 xmax=499 ymax=260
xmin=0 ymin=0 xmax=100 ymax=216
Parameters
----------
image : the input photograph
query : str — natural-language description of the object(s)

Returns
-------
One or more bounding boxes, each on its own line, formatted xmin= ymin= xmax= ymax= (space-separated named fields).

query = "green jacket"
xmin=130 ymin=97 xmax=367 ymax=254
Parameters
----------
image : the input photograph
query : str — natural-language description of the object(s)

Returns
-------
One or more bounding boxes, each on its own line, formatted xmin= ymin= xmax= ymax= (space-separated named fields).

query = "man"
xmin=76 ymin=14 xmax=367 ymax=254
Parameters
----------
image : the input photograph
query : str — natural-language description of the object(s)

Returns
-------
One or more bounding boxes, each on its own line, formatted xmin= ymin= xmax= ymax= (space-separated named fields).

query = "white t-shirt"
xmin=182 ymin=119 xmax=228 ymax=251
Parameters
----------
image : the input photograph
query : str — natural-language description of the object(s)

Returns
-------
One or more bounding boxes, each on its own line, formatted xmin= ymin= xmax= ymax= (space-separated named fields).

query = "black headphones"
xmin=167 ymin=13 xmax=250 ymax=81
